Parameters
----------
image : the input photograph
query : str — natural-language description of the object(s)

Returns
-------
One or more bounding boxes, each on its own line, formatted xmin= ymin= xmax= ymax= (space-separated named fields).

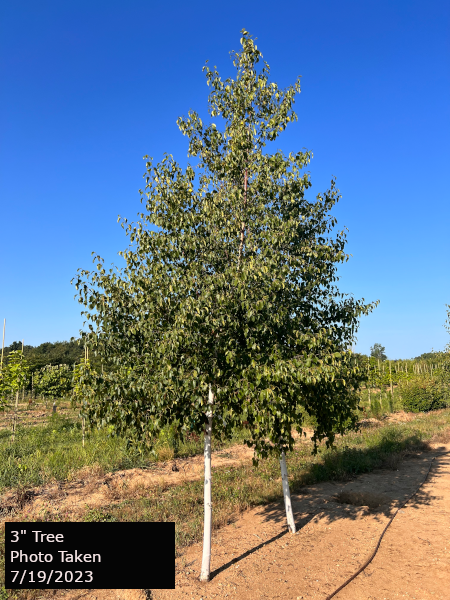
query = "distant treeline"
xmin=413 ymin=352 xmax=441 ymax=360
xmin=353 ymin=351 xmax=443 ymax=362
xmin=1 ymin=340 xmax=84 ymax=374
xmin=0 ymin=341 xmax=444 ymax=377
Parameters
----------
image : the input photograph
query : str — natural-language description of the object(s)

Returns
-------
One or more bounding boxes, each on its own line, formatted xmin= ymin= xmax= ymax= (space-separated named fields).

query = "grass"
xmin=0 ymin=387 xmax=446 ymax=495
xmin=0 ymin=410 xmax=250 ymax=493
xmin=0 ymin=386 xmax=431 ymax=493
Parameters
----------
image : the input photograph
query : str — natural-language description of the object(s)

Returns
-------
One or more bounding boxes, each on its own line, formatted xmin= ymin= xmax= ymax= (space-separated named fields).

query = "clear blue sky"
xmin=1 ymin=0 xmax=449 ymax=359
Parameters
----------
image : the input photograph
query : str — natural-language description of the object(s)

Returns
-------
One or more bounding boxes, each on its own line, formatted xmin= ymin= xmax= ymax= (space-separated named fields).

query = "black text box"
xmin=5 ymin=522 xmax=175 ymax=589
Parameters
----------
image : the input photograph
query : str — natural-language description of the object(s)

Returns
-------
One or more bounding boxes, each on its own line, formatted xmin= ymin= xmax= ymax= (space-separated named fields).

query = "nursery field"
xmin=0 ymin=378 xmax=443 ymax=493
xmin=1 ymin=21 xmax=449 ymax=599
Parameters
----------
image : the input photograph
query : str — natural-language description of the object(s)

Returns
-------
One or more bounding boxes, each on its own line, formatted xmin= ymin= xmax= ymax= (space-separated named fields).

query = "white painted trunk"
xmin=11 ymin=390 xmax=19 ymax=443
xmin=200 ymin=385 xmax=214 ymax=582
xmin=280 ymin=450 xmax=296 ymax=533
xmin=82 ymin=416 xmax=86 ymax=448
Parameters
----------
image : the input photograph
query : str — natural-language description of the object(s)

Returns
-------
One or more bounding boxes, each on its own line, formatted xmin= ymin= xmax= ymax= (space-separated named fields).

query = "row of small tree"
xmin=363 ymin=356 xmax=447 ymax=389
xmin=363 ymin=325 xmax=450 ymax=412
xmin=0 ymin=331 xmax=92 ymax=445
xmin=0 ymin=321 xmax=94 ymax=408
xmin=0 ymin=359 xmax=77 ymax=407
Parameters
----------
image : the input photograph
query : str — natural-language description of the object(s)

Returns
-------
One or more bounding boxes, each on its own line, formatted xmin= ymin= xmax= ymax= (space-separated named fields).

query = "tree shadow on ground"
xmin=209 ymin=441 xmax=449 ymax=579
xmin=261 ymin=442 xmax=449 ymax=528
xmin=209 ymin=512 xmax=312 ymax=580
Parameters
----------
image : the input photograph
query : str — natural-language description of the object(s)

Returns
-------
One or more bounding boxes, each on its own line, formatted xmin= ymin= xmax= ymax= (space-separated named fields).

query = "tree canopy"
xmin=33 ymin=364 xmax=73 ymax=399
xmin=73 ymin=30 xmax=377 ymax=458
xmin=370 ymin=343 xmax=387 ymax=361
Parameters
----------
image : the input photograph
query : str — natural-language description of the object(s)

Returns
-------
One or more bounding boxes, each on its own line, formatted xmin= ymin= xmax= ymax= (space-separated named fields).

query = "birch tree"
xmin=73 ymin=30 xmax=376 ymax=582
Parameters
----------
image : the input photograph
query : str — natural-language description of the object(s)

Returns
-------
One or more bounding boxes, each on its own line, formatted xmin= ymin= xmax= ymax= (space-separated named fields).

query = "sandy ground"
xmin=52 ymin=442 xmax=450 ymax=600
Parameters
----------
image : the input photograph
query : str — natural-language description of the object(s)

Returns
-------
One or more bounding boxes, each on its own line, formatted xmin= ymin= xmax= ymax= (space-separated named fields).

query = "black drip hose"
xmin=324 ymin=451 xmax=450 ymax=600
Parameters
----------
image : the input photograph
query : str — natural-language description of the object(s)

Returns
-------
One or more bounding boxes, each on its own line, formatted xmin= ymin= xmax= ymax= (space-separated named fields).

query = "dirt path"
xmin=151 ymin=442 xmax=449 ymax=600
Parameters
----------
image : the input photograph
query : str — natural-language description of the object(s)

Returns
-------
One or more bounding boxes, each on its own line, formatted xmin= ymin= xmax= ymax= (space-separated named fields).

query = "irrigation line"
xmin=324 ymin=450 xmax=450 ymax=600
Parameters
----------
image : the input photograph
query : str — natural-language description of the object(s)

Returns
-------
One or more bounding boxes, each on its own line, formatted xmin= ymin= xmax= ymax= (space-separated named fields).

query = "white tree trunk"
xmin=280 ymin=450 xmax=296 ymax=533
xmin=82 ymin=416 xmax=86 ymax=448
xmin=200 ymin=384 xmax=214 ymax=582
xmin=11 ymin=390 xmax=19 ymax=443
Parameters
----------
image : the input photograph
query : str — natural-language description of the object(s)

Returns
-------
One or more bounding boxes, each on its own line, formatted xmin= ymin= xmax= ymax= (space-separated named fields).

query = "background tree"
xmin=0 ymin=342 xmax=81 ymax=405
xmin=7 ymin=349 xmax=29 ymax=441
xmin=1 ymin=340 xmax=85 ymax=379
xmin=370 ymin=343 xmax=387 ymax=361
xmin=34 ymin=364 xmax=73 ymax=403
xmin=74 ymin=30 xmax=376 ymax=582
xmin=0 ymin=361 xmax=11 ymax=411
xmin=414 ymin=351 xmax=440 ymax=360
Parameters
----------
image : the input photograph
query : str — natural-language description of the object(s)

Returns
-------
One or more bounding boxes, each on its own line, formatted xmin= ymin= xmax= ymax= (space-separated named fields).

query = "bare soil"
xmin=147 ymin=442 xmax=450 ymax=600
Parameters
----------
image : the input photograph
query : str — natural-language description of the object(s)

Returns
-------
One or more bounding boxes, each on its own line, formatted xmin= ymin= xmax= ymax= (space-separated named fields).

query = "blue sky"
xmin=1 ymin=0 xmax=449 ymax=358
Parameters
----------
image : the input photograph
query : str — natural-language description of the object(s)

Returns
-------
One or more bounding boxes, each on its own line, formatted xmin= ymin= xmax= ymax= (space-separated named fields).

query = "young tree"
xmin=0 ymin=362 xmax=11 ymax=411
xmin=445 ymin=305 xmax=450 ymax=347
xmin=439 ymin=305 xmax=450 ymax=387
xmin=7 ymin=349 xmax=29 ymax=441
xmin=34 ymin=364 xmax=73 ymax=403
xmin=370 ymin=343 xmax=387 ymax=361
xmin=72 ymin=349 xmax=99 ymax=447
xmin=74 ymin=31 xmax=376 ymax=581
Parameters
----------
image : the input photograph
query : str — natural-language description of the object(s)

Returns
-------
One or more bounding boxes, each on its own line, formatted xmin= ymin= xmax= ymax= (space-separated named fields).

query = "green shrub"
xmin=399 ymin=377 xmax=448 ymax=413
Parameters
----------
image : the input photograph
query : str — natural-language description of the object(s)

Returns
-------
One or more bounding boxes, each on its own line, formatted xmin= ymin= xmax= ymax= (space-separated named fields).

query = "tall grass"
xmin=0 ymin=413 xmax=248 ymax=492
